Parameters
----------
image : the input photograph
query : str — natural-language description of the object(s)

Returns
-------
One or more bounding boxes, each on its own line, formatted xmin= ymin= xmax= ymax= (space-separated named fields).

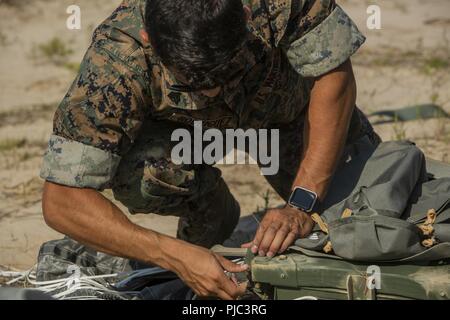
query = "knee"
xmin=112 ymin=156 xmax=222 ymax=214
xmin=112 ymin=156 xmax=194 ymax=213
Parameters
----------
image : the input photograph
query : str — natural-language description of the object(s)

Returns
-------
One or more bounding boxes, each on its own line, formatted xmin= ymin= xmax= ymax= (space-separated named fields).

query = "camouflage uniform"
xmin=40 ymin=0 xmax=379 ymax=248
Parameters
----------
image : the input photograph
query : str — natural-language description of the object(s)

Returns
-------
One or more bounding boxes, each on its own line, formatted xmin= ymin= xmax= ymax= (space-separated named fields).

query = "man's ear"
xmin=140 ymin=29 xmax=150 ymax=44
xmin=243 ymin=5 xmax=251 ymax=21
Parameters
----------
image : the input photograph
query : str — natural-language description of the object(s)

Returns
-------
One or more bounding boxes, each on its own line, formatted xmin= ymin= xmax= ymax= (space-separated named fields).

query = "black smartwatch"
xmin=288 ymin=186 xmax=320 ymax=213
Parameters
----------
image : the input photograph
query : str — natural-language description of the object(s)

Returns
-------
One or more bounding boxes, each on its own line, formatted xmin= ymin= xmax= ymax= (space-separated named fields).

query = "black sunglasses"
xmin=168 ymin=84 xmax=206 ymax=93
xmin=168 ymin=67 xmax=247 ymax=93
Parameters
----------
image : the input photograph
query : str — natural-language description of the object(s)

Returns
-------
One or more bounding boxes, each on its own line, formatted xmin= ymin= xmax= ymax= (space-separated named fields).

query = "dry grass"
xmin=354 ymin=32 xmax=450 ymax=75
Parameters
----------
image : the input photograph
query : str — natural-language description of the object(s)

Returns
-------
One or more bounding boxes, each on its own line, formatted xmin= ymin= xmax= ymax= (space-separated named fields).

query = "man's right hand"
xmin=42 ymin=182 xmax=248 ymax=300
xmin=169 ymin=243 xmax=248 ymax=300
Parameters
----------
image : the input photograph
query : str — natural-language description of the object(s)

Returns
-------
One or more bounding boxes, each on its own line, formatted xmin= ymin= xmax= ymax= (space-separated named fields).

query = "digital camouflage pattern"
xmin=41 ymin=135 xmax=121 ymax=190
xmin=36 ymin=237 xmax=135 ymax=281
xmin=41 ymin=0 xmax=372 ymax=247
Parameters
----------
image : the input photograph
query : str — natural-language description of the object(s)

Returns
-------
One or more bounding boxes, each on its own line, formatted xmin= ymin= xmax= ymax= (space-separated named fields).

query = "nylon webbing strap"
xmin=369 ymin=104 xmax=449 ymax=124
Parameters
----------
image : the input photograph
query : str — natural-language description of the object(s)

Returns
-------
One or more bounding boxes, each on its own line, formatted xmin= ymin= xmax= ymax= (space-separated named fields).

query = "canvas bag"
xmin=294 ymin=137 xmax=450 ymax=262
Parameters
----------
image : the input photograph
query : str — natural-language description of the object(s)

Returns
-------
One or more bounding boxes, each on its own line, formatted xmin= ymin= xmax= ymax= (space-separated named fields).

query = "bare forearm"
xmin=42 ymin=181 xmax=181 ymax=271
xmin=42 ymin=181 xmax=248 ymax=299
xmin=293 ymin=59 xmax=356 ymax=200
xmin=247 ymin=62 xmax=357 ymax=254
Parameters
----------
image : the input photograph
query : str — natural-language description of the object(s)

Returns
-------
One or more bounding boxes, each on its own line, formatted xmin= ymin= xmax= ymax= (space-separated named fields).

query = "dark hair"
xmin=145 ymin=0 xmax=247 ymax=89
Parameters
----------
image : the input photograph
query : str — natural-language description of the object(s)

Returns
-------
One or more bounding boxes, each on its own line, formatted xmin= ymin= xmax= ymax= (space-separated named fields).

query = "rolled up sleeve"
xmin=40 ymin=135 xmax=121 ymax=190
xmin=286 ymin=5 xmax=365 ymax=77
xmin=40 ymin=40 xmax=151 ymax=189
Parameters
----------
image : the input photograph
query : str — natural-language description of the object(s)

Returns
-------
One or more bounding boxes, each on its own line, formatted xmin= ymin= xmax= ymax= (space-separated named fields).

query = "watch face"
xmin=289 ymin=187 xmax=317 ymax=212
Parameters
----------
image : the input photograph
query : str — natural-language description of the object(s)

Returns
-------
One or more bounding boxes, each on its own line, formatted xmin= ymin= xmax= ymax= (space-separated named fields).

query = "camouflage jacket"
xmin=41 ymin=0 xmax=366 ymax=189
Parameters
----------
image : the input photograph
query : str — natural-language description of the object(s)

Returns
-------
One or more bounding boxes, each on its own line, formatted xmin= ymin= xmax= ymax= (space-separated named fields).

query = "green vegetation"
xmin=259 ymin=189 xmax=271 ymax=212
xmin=0 ymin=0 xmax=26 ymax=6
xmin=421 ymin=57 xmax=449 ymax=75
xmin=63 ymin=62 xmax=80 ymax=73
xmin=391 ymin=117 xmax=407 ymax=141
xmin=0 ymin=139 xmax=26 ymax=152
xmin=30 ymin=37 xmax=74 ymax=66
xmin=0 ymin=31 xmax=7 ymax=46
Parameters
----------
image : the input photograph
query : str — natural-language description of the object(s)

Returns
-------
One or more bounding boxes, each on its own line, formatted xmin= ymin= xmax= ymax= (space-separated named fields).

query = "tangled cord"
xmin=1 ymin=260 xmax=316 ymax=300
xmin=0 ymin=266 xmax=136 ymax=300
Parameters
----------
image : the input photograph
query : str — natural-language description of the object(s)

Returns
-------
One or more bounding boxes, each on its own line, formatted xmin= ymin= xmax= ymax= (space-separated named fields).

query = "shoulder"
xmin=281 ymin=0 xmax=336 ymax=46
xmin=246 ymin=0 xmax=337 ymax=47
xmin=90 ymin=0 xmax=156 ymax=74
xmin=244 ymin=0 xmax=291 ymax=46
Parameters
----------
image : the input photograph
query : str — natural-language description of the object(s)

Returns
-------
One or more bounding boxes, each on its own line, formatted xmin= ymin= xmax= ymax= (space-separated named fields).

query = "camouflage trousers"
xmin=111 ymin=108 xmax=380 ymax=248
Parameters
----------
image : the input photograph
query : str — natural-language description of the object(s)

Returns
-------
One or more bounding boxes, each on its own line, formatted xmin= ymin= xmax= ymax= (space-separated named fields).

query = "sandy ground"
xmin=0 ymin=0 xmax=449 ymax=270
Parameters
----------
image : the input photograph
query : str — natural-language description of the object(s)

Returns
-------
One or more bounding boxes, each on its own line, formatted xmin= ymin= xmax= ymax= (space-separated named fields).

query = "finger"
xmin=251 ymin=224 xmax=268 ymax=253
xmin=219 ymin=275 xmax=247 ymax=300
xmin=267 ymin=225 xmax=290 ymax=257
xmin=241 ymin=242 xmax=252 ymax=248
xmin=279 ymin=231 xmax=298 ymax=253
xmin=230 ymin=273 xmax=238 ymax=286
xmin=258 ymin=223 xmax=280 ymax=256
xmin=299 ymin=218 xmax=315 ymax=238
xmin=216 ymin=254 xmax=249 ymax=273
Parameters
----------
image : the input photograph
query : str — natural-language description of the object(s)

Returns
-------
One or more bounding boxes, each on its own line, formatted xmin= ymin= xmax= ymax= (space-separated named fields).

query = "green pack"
xmin=217 ymin=138 xmax=450 ymax=300
xmin=293 ymin=138 xmax=450 ymax=262
xmin=209 ymin=245 xmax=449 ymax=300
xmin=249 ymin=253 xmax=449 ymax=300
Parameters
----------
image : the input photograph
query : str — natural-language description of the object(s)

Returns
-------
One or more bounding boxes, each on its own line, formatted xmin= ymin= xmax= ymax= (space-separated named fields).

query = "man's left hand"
xmin=242 ymin=206 xmax=315 ymax=257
